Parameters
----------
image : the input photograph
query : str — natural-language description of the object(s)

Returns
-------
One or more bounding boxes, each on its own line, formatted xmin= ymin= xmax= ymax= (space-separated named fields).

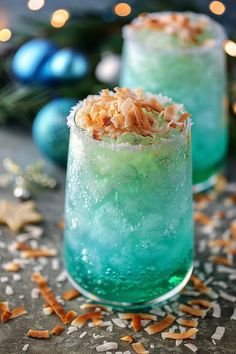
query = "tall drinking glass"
xmin=64 ymin=88 xmax=193 ymax=308
xmin=120 ymin=12 xmax=228 ymax=192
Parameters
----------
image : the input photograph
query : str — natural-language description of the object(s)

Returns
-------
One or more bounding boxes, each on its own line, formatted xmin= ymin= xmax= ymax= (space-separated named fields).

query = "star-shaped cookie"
xmin=0 ymin=200 xmax=43 ymax=232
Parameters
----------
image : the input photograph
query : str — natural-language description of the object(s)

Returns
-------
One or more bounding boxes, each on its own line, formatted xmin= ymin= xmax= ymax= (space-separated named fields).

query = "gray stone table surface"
xmin=0 ymin=127 xmax=236 ymax=354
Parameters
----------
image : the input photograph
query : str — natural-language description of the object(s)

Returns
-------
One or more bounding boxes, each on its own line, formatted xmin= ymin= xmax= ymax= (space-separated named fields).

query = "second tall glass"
xmin=120 ymin=12 xmax=228 ymax=191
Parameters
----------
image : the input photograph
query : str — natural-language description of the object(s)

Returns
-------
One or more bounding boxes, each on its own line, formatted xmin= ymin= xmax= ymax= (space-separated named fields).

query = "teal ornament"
xmin=12 ymin=39 xmax=57 ymax=83
xmin=40 ymin=48 xmax=88 ymax=82
xmin=32 ymin=98 xmax=77 ymax=167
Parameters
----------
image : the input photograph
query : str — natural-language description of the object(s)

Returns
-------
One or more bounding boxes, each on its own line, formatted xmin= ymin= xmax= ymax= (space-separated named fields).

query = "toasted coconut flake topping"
xmin=62 ymin=288 xmax=81 ymax=301
xmin=162 ymin=328 xmax=198 ymax=340
xmin=128 ymin=12 xmax=210 ymax=47
xmin=179 ymin=304 xmax=206 ymax=318
xmin=70 ymin=87 xmax=189 ymax=142
xmin=50 ymin=325 xmax=64 ymax=335
xmin=145 ymin=314 xmax=176 ymax=335
xmin=132 ymin=341 xmax=149 ymax=354
xmin=27 ymin=329 xmax=49 ymax=339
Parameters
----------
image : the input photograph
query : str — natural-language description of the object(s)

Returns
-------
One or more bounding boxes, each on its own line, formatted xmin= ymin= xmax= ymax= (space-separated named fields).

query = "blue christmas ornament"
xmin=32 ymin=98 xmax=77 ymax=167
xmin=12 ymin=39 xmax=57 ymax=83
xmin=40 ymin=48 xmax=88 ymax=82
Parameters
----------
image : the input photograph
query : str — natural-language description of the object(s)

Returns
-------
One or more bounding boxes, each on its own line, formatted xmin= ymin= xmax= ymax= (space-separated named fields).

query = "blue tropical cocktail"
xmin=64 ymin=87 xmax=193 ymax=308
xmin=120 ymin=12 xmax=228 ymax=191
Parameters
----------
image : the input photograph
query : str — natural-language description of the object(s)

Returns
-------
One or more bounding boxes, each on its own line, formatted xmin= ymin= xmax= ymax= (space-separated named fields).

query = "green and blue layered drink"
xmin=121 ymin=12 xmax=228 ymax=191
xmin=64 ymin=87 xmax=193 ymax=308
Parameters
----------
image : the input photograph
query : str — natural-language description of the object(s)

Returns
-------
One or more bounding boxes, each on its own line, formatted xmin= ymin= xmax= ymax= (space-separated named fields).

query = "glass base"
xmin=193 ymin=172 xmax=220 ymax=193
xmin=66 ymin=264 xmax=193 ymax=310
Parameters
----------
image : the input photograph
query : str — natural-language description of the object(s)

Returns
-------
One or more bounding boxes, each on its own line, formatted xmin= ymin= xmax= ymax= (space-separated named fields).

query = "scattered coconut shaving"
xmin=27 ymin=329 xmax=49 ymax=339
xmin=188 ymin=299 xmax=212 ymax=308
xmin=194 ymin=212 xmax=212 ymax=225
xmin=162 ymin=328 xmax=198 ymax=340
xmin=209 ymin=239 xmax=233 ymax=247
xmin=71 ymin=311 xmax=103 ymax=328
xmin=184 ymin=343 xmax=198 ymax=352
xmin=132 ymin=341 xmax=149 ymax=354
xmin=179 ymin=304 xmax=206 ymax=318
xmin=32 ymin=272 xmax=68 ymax=324
xmin=230 ymin=307 xmax=236 ymax=320
xmin=62 ymin=288 xmax=81 ymax=301
xmin=176 ymin=318 xmax=198 ymax=328
xmin=96 ymin=341 xmax=118 ymax=352
xmin=22 ymin=344 xmax=29 ymax=352
xmin=189 ymin=275 xmax=209 ymax=293
xmin=211 ymin=326 xmax=225 ymax=341
xmin=230 ymin=220 xmax=236 ymax=239
xmin=2 ymin=262 xmax=21 ymax=272
xmin=219 ymin=290 xmax=236 ymax=302
xmin=22 ymin=248 xmax=57 ymax=258
xmin=210 ymin=256 xmax=232 ymax=266
xmin=50 ymin=325 xmax=64 ymax=335
xmin=80 ymin=303 xmax=111 ymax=312
xmin=212 ymin=302 xmax=221 ymax=318
xmin=120 ymin=335 xmax=134 ymax=344
xmin=145 ymin=314 xmax=176 ymax=334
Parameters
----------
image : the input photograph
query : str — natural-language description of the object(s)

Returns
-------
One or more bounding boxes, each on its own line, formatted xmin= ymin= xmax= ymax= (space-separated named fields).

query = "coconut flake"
xmin=211 ymin=326 xmax=225 ymax=341
xmin=5 ymin=285 xmax=14 ymax=295
xmin=96 ymin=342 xmax=118 ymax=352
xmin=13 ymin=273 xmax=21 ymax=282
xmin=56 ymin=270 xmax=67 ymax=282
xmin=184 ymin=343 xmax=198 ymax=352
xmin=219 ymin=290 xmax=236 ymax=302
xmin=112 ymin=318 xmax=126 ymax=328
xmin=212 ymin=302 xmax=221 ymax=318
xmin=1 ymin=276 xmax=9 ymax=283
xmin=31 ymin=288 xmax=40 ymax=299
xmin=230 ymin=307 xmax=236 ymax=320
xmin=22 ymin=344 xmax=29 ymax=352
xmin=79 ymin=331 xmax=87 ymax=338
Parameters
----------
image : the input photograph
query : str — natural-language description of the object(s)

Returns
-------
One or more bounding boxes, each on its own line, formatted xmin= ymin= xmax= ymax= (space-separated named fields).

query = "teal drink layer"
xmin=64 ymin=116 xmax=193 ymax=307
xmin=120 ymin=12 xmax=228 ymax=191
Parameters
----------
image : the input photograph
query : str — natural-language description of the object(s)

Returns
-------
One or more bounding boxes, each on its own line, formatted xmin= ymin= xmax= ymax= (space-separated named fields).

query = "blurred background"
xmin=0 ymin=0 xmax=235 ymax=166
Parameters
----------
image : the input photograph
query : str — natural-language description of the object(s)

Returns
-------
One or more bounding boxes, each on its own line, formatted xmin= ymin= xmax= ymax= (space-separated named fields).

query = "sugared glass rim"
xmin=122 ymin=11 xmax=226 ymax=55
xmin=71 ymin=112 xmax=191 ymax=152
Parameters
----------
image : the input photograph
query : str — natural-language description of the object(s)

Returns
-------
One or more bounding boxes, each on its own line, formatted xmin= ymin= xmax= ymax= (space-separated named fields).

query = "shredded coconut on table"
xmin=211 ymin=326 xmax=225 ymax=341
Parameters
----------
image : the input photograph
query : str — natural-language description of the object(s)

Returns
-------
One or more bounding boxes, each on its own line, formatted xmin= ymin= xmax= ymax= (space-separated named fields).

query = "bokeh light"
xmin=51 ymin=9 xmax=70 ymax=28
xmin=233 ymin=102 xmax=236 ymax=115
xmin=209 ymin=1 xmax=226 ymax=15
xmin=114 ymin=3 xmax=132 ymax=17
xmin=28 ymin=0 xmax=45 ymax=11
xmin=0 ymin=28 xmax=12 ymax=42
xmin=224 ymin=40 xmax=236 ymax=57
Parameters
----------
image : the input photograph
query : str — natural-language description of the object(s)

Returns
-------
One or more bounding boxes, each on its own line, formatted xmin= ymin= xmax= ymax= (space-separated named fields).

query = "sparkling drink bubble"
xmin=64 ymin=88 xmax=193 ymax=308
xmin=120 ymin=12 xmax=228 ymax=191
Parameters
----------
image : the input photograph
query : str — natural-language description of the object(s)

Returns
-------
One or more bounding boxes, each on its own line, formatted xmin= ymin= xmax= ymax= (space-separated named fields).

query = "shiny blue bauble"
xmin=40 ymin=48 xmax=88 ymax=82
xmin=32 ymin=98 xmax=77 ymax=167
xmin=12 ymin=39 xmax=57 ymax=83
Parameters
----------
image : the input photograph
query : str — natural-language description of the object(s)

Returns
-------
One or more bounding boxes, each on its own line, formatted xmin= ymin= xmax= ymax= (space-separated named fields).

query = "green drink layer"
xmin=64 ymin=88 xmax=193 ymax=306
xmin=120 ymin=12 xmax=228 ymax=189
